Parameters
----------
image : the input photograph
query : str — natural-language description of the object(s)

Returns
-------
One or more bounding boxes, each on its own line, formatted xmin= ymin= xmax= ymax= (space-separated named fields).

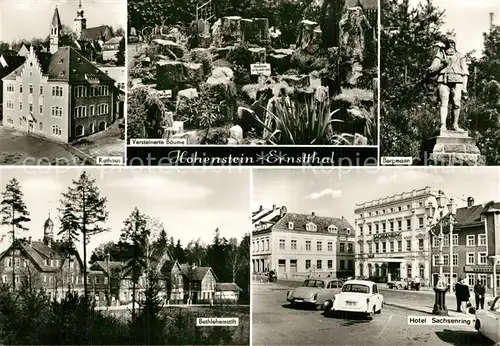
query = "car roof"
xmin=305 ymin=277 xmax=342 ymax=282
xmin=343 ymin=280 xmax=374 ymax=285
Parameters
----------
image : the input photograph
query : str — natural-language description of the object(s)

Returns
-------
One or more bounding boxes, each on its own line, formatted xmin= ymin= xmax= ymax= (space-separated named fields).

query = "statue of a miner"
xmin=428 ymin=35 xmax=469 ymax=132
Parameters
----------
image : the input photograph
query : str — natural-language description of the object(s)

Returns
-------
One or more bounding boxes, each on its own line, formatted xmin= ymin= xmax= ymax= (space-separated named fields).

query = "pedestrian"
xmin=455 ymin=278 xmax=465 ymax=312
xmin=474 ymin=280 xmax=486 ymax=310
xmin=459 ymin=278 xmax=471 ymax=313
xmin=414 ymin=276 xmax=421 ymax=291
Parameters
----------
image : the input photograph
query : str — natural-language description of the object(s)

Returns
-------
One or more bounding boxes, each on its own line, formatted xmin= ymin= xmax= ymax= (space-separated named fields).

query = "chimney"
xmin=272 ymin=204 xmax=276 ymax=210
xmin=312 ymin=211 xmax=316 ymax=217
xmin=490 ymin=12 xmax=495 ymax=29
xmin=259 ymin=205 xmax=263 ymax=212
xmin=28 ymin=236 xmax=32 ymax=244
xmin=280 ymin=206 xmax=287 ymax=217
xmin=467 ymin=197 xmax=475 ymax=208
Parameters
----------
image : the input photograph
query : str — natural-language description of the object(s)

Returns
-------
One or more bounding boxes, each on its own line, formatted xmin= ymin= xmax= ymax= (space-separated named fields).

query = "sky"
xmin=410 ymin=0 xmax=500 ymax=56
xmin=253 ymin=167 xmax=500 ymax=226
xmin=0 ymin=168 xmax=251 ymax=258
xmin=0 ymin=0 xmax=126 ymax=43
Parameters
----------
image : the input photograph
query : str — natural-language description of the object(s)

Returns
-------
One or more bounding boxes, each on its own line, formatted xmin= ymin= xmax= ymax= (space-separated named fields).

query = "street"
xmin=252 ymin=282 xmax=494 ymax=346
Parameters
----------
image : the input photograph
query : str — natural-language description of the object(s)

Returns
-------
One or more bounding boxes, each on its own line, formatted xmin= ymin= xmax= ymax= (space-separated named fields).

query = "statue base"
xmin=427 ymin=129 xmax=485 ymax=166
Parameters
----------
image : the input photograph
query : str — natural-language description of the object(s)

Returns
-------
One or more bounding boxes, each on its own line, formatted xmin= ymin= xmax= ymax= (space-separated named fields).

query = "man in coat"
xmin=474 ymin=280 xmax=486 ymax=310
xmin=455 ymin=278 xmax=471 ymax=312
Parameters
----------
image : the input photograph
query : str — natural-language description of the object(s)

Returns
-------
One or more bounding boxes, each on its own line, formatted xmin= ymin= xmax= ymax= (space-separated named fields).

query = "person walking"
xmin=474 ymin=280 xmax=486 ymax=310
xmin=460 ymin=279 xmax=471 ymax=313
xmin=455 ymin=278 xmax=462 ymax=312
xmin=414 ymin=276 xmax=421 ymax=291
xmin=455 ymin=278 xmax=470 ymax=312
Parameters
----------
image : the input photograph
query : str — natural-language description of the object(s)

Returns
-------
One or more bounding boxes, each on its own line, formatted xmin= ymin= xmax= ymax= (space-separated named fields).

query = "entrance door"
xmin=28 ymin=120 xmax=34 ymax=133
xmin=278 ymin=260 xmax=286 ymax=275
xmin=192 ymin=291 xmax=198 ymax=304
xmin=290 ymin=260 xmax=297 ymax=273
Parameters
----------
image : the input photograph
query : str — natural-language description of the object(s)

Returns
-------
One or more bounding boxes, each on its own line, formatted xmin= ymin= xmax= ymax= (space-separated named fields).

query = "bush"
xmin=188 ymin=49 xmax=214 ymax=76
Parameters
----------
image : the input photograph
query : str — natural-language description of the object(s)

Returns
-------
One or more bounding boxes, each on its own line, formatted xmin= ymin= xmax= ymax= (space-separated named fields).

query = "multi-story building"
xmin=99 ymin=66 xmax=126 ymax=91
xmin=1 ymin=6 xmax=120 ymax=143
xmin=252 ymin=205 xmax=356 ymax=280
xmin=0 ymin=213 xmax=85 ymax=300
xmin=430 ymin=198 xmax=500 ymax=293
xmin=354 ymin=187 xmax=435 ymax=285
xmin=74 ymin=1 xmax=113 ymax=43
xmin=102 ymin=37 xmax=124 ymax=62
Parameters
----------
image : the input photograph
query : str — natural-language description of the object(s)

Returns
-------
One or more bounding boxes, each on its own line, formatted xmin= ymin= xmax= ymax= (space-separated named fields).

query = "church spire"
xmin=50 ymin=6 xmax=61 ymax=54
xmin=74 ymin=0 xmax=87 ymax=39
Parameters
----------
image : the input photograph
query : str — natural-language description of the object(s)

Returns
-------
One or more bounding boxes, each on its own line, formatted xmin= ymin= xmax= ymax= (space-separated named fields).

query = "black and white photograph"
xmin=380 ymin=0 xmax=500 ymax=166
xmin=0 ymin=167 xmax=250 ymax=345
xmin=0 ymin=0 xmax=126 ymax=166
xmin=126 ymin=0 xmax=378 ymax=149
xmin=252 ymin=167 xmax=500 ymax=346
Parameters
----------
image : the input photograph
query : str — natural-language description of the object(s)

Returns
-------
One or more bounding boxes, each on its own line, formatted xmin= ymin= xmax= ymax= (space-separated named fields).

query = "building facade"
xmin=354 ymin=187 xmax=435 ymax=285
xmin=252 ymin=206 xmax=355 ymax=280
xmin=102 ymin=37 xmax=124 ymax=62
xmin=430 ymin=199 xmax=500 ymax=294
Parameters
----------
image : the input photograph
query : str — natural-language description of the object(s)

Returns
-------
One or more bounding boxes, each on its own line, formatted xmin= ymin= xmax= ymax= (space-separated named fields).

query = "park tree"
xmin=0 ymin=178 xmax=31 ymax=290
xmin=120 ymin=207 xmax=150 ymax=320
xmin=58 ymin=171 xmax=109 ymax=300
xmin=115 ymin=37 xmax=125 ymax=66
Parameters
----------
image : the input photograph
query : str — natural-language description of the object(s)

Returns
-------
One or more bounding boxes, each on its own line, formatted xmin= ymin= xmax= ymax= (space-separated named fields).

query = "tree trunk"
xmin=132 ymin=275 xmax=136 ymax=320
xmin=11 ymin=206 xmax=15 ymax=290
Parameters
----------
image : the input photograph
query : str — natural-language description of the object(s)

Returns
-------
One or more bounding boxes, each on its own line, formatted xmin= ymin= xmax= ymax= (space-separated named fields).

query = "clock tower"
xmin=50 ymin=5 xmax=62 ymax=54
xmin=74 ymin=0 xmax=87 ymax=39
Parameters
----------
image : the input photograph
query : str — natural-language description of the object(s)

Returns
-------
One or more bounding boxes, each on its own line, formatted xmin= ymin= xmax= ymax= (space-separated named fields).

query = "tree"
xmin=58 ymin=171 xmax=109 ymax=301
xmin=207 ymin=228 xmax=229 ymax=282
xmin=173 ymin=239 xmax=186 ymax=263
xmin=90 ymin=241 xmax=116 ymax=264
xmin=226 ymin=237 xmax=244 ymax=283
xmin=153 ymin=229 xmax=169 ymax=254
xmin=115 ymin=38 xmax=125 ymax=66
xmin=120 ymin=207 xmax=150 ymax=320
xmin=185 ymin=238 xmax=206 ymax=266
xmin=0 ymin=41 xmax=10 ymax=51
xmin=0 ymin=178 xmax=31 ymax=290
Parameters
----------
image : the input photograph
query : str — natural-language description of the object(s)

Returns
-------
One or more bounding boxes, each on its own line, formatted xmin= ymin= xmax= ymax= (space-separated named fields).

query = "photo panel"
xmin=380 ymin=0 xmax=500 ymax=166
xmin=252 ymin=166 xmax=500 ymax=345
xmin=0 ymin=166 xmax=251 ymax=345
xmin=126 ymin=0 xmax=380 ymax=166
xmin=0 ymin=0 xmax=126 ymax=166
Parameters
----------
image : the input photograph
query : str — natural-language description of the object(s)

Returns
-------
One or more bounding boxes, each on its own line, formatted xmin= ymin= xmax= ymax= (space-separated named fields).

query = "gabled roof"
xmin=81 ymin=26 xmax=112 ymax=41
xmin=273 ymin=213 xmax=354 ymax=234
xmin=216 ymin=282 xmax=242 ymax=291
xmin=90 ymin=261 xmax=124 ymax=278
xmin=180 ymin=264 xmax=216 ymax=281
xmin=104 ymin=37 xmax=124 ymax=45
xmin=51 ymin=6 xmax=62 ymax=28
xmin=441 ymin=201 xmax=500 ymax=230
xmin=345 ymin=0 xmax=378 ymax=10
xmin=0 ymin=55 xmax=25 ymax=79
xmin=0 ymin=239 xmax=66 ymax=273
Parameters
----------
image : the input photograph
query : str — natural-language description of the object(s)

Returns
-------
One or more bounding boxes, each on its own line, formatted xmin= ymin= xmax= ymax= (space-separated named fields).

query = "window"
xmin=305 ymin=260 xmax=311 ymax=270
xmin=419 ymin=217 xmax=424 ymax=228
xmin=453 ymin=254 xmax=458 ymax=266
xmin=397 ymin=240 xmax=402 ymax=252
xmin=75 ymin=86 xmax=87 ymax=97
xmin=347 ymin=243 xmax=353 ymax=253
xmin=340 ymin=243 xmax=345 ymax=252
xmin=368 ymin=225 xmax=372 ymax=234
xmin=95 ymin=277 xmax=100 ymax=284
xmin=466 ymin=274 xmax=475 ymax=287
xmin=19 ymin=101 xmax=22 ymax=111
xmin=6 ymin=84 xmax=14 ymax=92
xmin=479 ymin=234 xmax=486 ymax=246
xmin=397 ymin=220 xmax=402 ymax=230
xmin=327 ymin=260 xmax=333 ymax=269
xmin=29 ymin=84 xmax=33 ymax=94
xmin=327 ymin=242 xmax=333 ymax=251
xmin=382 ymin=223 xmax=386 ymax=232
xmin=443 ymin=236 xmax=449 ymax=247
xmin=317 ymin=260 xmax=322 ymax=270
xmin=478 ymin=274 xmax=487 ymax=285
xmin=52 ymin=125 xmax=62 ymax=136
xmin=452 ymin=234 xmax=458 ymax=245
xmin=39 ymin=105 xmax=43 ymax=115
xmin=288 ymin=222 xmax=294 ymax=230
xmin=375 ymin=243 xmax=379 ymax=253
xmin=443 ymin=254 xmax=449 ymax=266
xmin=433 ymin=237 xmax=439 ymax=247
xmin=406 ymin=240 xmax=411 ymax=251
xmin=305 ymin=241 xmax=311 ymax=251
xmin=407 ymin=219 xmax=411 ymax=229
xmin=418 ymin=239 xmax=424 ymax=251
xmin=340 ymin=260 xmax=345 ymax=270
xmin=51 ymin=106 xmax=63 ymax=118
xmin=375 ymin=224 xmax=379 ymax=233
xmin=466 ymin=252 xmax=475 ymax=265
xmin=43 ymin=275 xmax=47 ymax=283
xmin=29 ymin=103 xmax=33 ymax=112
xmin=6 ymin=117 xmax=13 ymax=124
xmin=306 ymin=223 xmax=317 ymax=232
xmin=433 ymin=255 xmax=440 ymax=266
xmin=317 ymin=241 xmax=322 ymax=251
xmin=478 ymin=252 xmax=487 ymax=265
xmin=89 ymin=105 xmax=95 ymax=116
xmin=279 ymin=239 xmax=285 ymax=250
xmin=20 ymin=84 xmax=23 ymax=93
xmin=6 ymin=100 xmax=14 ymax=109
xmin=52 ymin=86 xmax=63 ymax=97
xmin=389 ymin=221 xmax=394 ymax=231
xmin=104 ymin=277 xmax=108 ymax=284
xmin=40 ymin=85 xmax=43 ymax=95
xmin=382 ymin=242 xmax=387 ymax=253
xmin=291 ymin=239 xmax=296 ymax=250
xmin=466 ymin=235 xmax=475 ymax=247
xmin=75 ymin=106 xmax=87 ymax=118
xmin=44 ymin=259 xmax=49 ymax=266
xmin=390 ymin=241 xmax=394 ymax=252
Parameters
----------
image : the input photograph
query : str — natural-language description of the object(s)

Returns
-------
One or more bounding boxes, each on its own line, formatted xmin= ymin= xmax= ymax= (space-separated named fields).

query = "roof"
xmin=91 ymin=261 xmax=124 ymax=278
xmin=104 ymin=36 xmax=124 ymax=45
xmin=345 ymin=0 xmax=378 ymax=9
xmin=216 ymin=283 xmax=242 ymax=291
xmin=273 ymin=213 xmax=355 ymax=234
xmin=441 ymin=202 xmax=500 ymax=230
xmin=0 ymin=239 xmax=67 ymax=273
xmin=343 ymin=279 xmax=374 ymax=285
xmin=51 ymin=6 xmax=62 ymax=27
xmin=180 ymin=264 xmax=213 ymax=281
xmin=80 ymin=26 xmax=112 ymax=41
xmin=5 ymin=47 xmax=115 ymax=84
xmin=0 ymin=55 xmax=25 ymax=79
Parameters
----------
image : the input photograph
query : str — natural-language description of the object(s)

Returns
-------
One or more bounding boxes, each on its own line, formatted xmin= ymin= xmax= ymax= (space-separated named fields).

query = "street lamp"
xmin=427 ymin=191 xmax=457 ymax=316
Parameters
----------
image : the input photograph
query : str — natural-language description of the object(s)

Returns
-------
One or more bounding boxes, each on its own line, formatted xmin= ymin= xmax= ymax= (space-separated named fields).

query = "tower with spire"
xmin=50 ymin=5 xmax=62 ymax=54
xmin=74 ymin=0 xmax=87 ymax=39
xmin=43 ymin=211 xmax=54 ymax=247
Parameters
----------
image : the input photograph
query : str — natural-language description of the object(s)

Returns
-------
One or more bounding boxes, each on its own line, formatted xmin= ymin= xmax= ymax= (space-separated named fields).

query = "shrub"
xmin=189 ymin=49 xmax=214 ymax=76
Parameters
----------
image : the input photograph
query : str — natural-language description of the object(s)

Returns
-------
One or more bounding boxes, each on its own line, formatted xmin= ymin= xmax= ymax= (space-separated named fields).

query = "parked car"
xmin=387 ymin=279 xmax=408 ymax=289
xmin=369 ymin=276 xmax=388 ymax=284
xmin=474 ymin=296 xmax=500 ymax=343
xmin=323 ymin=280 xmax=384 ymax=319
xmin=286 ymin=278 xmax=343 ymax=309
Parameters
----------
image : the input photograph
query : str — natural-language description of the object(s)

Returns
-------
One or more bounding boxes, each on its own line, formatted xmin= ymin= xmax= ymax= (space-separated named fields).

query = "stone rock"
xmin=430 ymin=153 xmax=486 ymax=166
xmin=141 ymin=57 xmax=151 ymax=67
xmin=250 ymin=139 xmax=267 ymax=145
xmin=268 ymin=53 xmax=292 ymax=75
xmin=207 ymin=67 xmax=234 ymax=86
xmin=219 ymin=16 xmax=243 ymax=47
xmin=176 ymin=88 xmax=199 ymax=111
xmin=229 ymin=125 xmax=244 ymax=144
xmin=248 ymin=47 xmax=267 ymax=63
xmin=241 ymin=19 xmax=254 ymax=42
xmin=279 ymin=75 xmax=309 ymax=88
xmin=156 ymin=61 xmax=204 ymax=91
xmin=171 ymin=131 xmax=199 ymax=144
xmin=296 ymin=20 xmax=321 ymax=54
xmin=227 ymin=138 xmax=239 ymax=145
xmin=354 ymin=133 xmax=368 ymax=145
xmin=211 ymin=19 xmax=223 ymax=48
xmin=339 ymin=7 xmax=373 ymax=86
xmin=216 ymin=46 xmax=235 ymax=59
xmin=252 ymin=18 xmax=270 ymax=45
xmin=152 ymin=39 xmax=186 ymax=59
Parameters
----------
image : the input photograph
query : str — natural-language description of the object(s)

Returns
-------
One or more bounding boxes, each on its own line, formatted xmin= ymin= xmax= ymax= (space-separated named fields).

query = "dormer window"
xmin=44 ymin=259 xmax=49 ymax=266
xmin=287 ymin=222 xmax=294 ymax=230
xmin=328 ymin=225 xmax=338 ymax=233
xmin=306 ymin=222 xmax=317 ymax=232
xmin=58 ymin=59 xmax=63 ymax=64
xmin=59 ymin=71 xmax=65 ymax=77
xmin=346 ymin=228 xmax=352 ymax=235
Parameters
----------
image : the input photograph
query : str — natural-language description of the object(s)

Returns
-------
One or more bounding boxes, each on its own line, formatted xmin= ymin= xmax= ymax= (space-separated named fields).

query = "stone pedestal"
xmin=428 ymin=129 xmax=485 ymax=166
xmin=432 ymin=286 xmax=448 ymax=316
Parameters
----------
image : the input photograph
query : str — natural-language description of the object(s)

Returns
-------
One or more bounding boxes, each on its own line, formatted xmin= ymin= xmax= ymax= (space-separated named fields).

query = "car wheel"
xmin=397 ymin=284 xmax=402 ymax=290
xmin=367 ymin=306 xmax=375 ymax=320
xmin=376 ymin=304 xmax=382 ymax=314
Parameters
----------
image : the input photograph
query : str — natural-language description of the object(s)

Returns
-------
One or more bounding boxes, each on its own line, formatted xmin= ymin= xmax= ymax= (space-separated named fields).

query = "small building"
xmin=215 ymin=282 xmax=242 ymax=303
xmin=102 ymin=37 xmax=124 ymax=62
xmin=98 ymin=66 xmax=125 ymax=91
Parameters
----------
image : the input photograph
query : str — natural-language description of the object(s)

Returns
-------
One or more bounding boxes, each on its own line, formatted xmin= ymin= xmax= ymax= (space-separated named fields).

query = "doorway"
xmin=28 ymin=120 xmax=34 ymax=133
